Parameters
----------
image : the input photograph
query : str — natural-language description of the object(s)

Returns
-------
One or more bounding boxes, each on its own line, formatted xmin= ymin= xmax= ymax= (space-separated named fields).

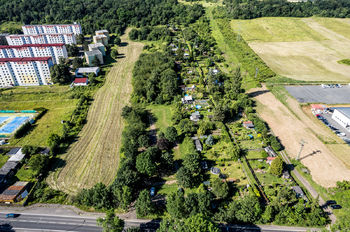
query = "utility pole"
xmin=297 ymin=139 xmax=307 ymax=160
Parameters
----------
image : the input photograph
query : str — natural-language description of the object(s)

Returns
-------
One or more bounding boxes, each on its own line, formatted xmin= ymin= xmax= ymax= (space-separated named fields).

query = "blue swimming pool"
xmin=0 ymin=117 xmax=9 ymax=125
xmin=0 ymin=117 xmax=29 ymax=134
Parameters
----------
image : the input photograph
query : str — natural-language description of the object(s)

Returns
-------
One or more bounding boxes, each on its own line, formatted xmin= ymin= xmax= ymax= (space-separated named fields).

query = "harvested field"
xmin=232 ymin=17 xmax=350 ymax=81
xmin=252 ymin=86 xmax=350 ymax=187
xmin=47 ymin=30 xmax=143 ymax=194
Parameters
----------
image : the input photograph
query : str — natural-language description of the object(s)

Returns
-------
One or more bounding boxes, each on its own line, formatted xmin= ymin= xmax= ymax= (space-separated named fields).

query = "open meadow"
xmin=231 ymin=17 xmax=350 ymax=82
xmin=47 ymin=31 xmax=144 ymax=195
xmin=0 ymin=86 xmax=78 ymax=146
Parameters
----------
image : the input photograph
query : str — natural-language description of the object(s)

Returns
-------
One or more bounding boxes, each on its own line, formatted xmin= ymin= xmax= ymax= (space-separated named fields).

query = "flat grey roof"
xmin=334 ymin=107 xmax=350 ymax=119
xmin=76 ymin=67 xmax=100 ymax=73
xmin=84 ymin=50 xmax=102 ymax=56
xmin=88 ymin=43 xmax=104 ymax=49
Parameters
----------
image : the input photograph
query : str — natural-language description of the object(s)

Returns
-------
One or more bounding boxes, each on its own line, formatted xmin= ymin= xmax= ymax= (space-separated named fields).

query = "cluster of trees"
xmin=217 ymin=0 xmax=350 ymax=19
xmin=50 ymin=60 xmax=72 ymax=85
xmin=132 ymin=52 xmax=179 ymax=104
xmin=129 ymin=26 xmax=173 ymax=41
xmin=0 ymin=0 xmax=204 ymax=34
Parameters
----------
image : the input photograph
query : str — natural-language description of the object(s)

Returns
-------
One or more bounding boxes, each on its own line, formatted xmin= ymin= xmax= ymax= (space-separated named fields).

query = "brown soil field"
xmin=253 ymin=86 xmax=350 ymax=188
xmin=47 ymin=30 xmax=143 ymax=194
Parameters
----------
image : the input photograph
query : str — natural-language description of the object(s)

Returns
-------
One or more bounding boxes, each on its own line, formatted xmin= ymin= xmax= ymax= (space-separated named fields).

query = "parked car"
xmin=330 ymin=204 xmax=342 ymax=209
xmin=5 ymin=213 xmax=17 ymax=218
xmin=150 ymin=187 xmax=156 ymax=197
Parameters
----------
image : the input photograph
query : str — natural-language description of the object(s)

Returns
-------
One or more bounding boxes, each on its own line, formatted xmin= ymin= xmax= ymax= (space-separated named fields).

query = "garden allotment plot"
xmin=0 ymin=112 xmax=36 ymax=137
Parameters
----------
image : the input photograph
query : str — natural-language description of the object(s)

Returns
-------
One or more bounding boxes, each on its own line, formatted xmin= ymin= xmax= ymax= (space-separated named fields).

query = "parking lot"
xmin=317 ymin=111 xmax=350 ymax=145
xmin=285 ymin=85 xmax=350 ymax=104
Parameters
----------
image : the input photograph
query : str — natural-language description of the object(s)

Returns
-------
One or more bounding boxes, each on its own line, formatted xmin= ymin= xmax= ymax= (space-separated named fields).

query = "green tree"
xmin=270 ymin=156 xmax=284 ymax=176
xmin=164 ymin=126 xmax=178 ymax=143
xmin=72 ymin=57 xmax=83 ymax=70
xmin=166 ymin=191 xmax=186 ymax=219
xmin=136 ymin=189 xmax=153 ymax=218
xmin=176 ymin=167 xmax=195 ymax=188
xmin=157 ymin=214 xmax=219 ymax=232
xmin=183 ymin=153 xmax=202 ymax=174
xmin=28 ymin=154 xmax=49 ymax=176
xmin=97 ymin=210 xmax=124 ymax=232
xmin=138 ymin=134 xmax=150 ymax=148
xmin=111 ymin=49 xmax=119 ymax=60
xmin=113 ymin=36 xmax=121 ymax=45
xmin=136 ymin=152 xmax=157 ymax=176
xmin=66 ymin=44 xmax=79 ymax=56
xmin=50 ymin=63 xmax=72 ymax=84
xmin=211 ymin=178 xmax=229 ymax=199
xmin=22 ymin=145 xmax=41 ymax=156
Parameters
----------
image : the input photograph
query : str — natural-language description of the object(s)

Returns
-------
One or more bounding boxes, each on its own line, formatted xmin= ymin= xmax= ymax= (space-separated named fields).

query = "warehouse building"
xmin=0 ymin=44 xmax=67 ymax=64
xmin=22 ymin=23 xmax=82 ymax=35
xmin=332 ymin=107 xmax=350 ymax=131
xmin=0 ymin=57 xmax=53 ymax=87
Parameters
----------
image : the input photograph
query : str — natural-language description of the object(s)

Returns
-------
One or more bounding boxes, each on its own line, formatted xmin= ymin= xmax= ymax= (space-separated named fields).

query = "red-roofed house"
xmin=311 ymin=104 xmax=327 ymax=115
xmin=243 ymin=121 xmax=254 ymax=129
xmin=266 ymin=156 xmax=277 ymax=165
xmin=73 ymin=78 xmax=88 ymax=86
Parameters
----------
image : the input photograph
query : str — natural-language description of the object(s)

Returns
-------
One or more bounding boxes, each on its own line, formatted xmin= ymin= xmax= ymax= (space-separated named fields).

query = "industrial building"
xmin=6 ymin=33 xmax=76 ymax=46
xmin=332 ymin=107 xmax=350 ymax=131
xmin=75 ymin=67 xmax=100 ymax=77
xmin=0 ymin=44 xmax=68 ymax=64
xmin=22 ymin=23 xmax=82 ymax=35
xmin=0 ymin=57 xmax=53 ymax=87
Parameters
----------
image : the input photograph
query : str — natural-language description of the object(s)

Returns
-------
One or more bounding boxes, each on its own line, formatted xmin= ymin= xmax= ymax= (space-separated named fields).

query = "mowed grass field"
xmin=231 ymin=17 xmax=350 ymax=82
xmin=47 ymin=31 xmax=144 ymax=195
xmin=0 ymin=86 xmax=78 ymax=146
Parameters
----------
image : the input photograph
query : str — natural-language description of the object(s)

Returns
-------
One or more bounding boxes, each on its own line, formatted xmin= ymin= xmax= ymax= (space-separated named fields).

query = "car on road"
xmin=150 ymin=187 xmax=156 ymax=197
xmin=5 ymin=213 xmax=18 ymax=218
xmin=330 ymin=204 xmax=342 ymax=209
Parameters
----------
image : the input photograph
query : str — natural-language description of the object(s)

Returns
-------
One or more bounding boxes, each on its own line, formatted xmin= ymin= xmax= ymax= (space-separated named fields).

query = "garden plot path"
xmin=47 ymin=30 xmax=143 ymax=194
xmin=252 ymin=86 xmax=350 ymax=188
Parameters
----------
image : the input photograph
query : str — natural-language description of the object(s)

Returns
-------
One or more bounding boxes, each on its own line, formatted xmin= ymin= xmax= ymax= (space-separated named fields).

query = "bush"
xmin=14 ymin=122 xmax=32 ymax=139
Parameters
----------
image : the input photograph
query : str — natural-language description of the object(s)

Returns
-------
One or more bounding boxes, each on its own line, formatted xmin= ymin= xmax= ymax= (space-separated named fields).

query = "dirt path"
xmin=252 ymin=86 xmax=350 ymax=188
xmin=47 ymin=30 xmax=143 ymax=194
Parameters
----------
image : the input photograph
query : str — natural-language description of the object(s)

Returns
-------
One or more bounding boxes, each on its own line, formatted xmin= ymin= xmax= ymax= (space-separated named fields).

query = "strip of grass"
xmin=147 ymin=104 xmax=173 ymax=130
xmin=337 ymin=59 xmax=350 ymax=66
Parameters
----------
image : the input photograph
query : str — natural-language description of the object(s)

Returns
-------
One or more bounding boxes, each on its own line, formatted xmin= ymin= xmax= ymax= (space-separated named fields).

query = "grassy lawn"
xmin=147 ymin=104 xmax=173 ymax=130
xmin=231 ymin=17 xmax=325 ymax=42
xmin=0 ymin=86 xmax=78 ymax=147
xmin=0 ymin=153 xmax=9 ymax=168
xmin=16 ymin=165 xmax=37 ymax=182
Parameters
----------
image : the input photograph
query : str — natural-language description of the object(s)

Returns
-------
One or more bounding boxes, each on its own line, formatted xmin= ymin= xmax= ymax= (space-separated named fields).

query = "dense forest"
xmin=215 ymin=0 xmax=350 ymax=19
xmin=0 ymin=0 xmax=204 ymax=34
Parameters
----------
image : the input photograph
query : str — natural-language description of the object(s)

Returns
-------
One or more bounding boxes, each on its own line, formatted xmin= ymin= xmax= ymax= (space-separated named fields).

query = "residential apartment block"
xmin=22 ymin=23 xmax=82 ymax=35
xmin=0 ymin=44 xmax=68 ymax=64
xmin=6 ymin=33 xmax=76 ymax=46
xmin=0 ymin=57 xmax=53 ymax=87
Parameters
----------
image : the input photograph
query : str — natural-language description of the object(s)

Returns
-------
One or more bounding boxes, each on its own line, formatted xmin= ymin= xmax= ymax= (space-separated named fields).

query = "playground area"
xmin=0 ymin=110 xmax=37 ymax=137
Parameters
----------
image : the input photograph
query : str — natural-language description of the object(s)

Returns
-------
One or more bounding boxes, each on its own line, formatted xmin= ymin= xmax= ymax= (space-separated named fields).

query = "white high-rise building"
xmin=6 ymin=33 xmax=76 ymax=46
xmin=22 ymin=23 xmax=82 ymax=35
xmin=0 ymin=57 xmax=53 ymax=87
xmin=0 ymin=44 xmax=68 ymax=64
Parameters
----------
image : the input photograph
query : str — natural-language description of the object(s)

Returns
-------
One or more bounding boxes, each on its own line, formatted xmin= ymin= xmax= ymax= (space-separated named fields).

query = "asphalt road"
xmin=0 ymin=212 xmax=321 ymax=232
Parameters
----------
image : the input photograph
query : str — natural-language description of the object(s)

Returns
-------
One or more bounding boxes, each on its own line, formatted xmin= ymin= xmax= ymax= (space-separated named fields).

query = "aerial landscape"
xmin=0 ymin=0 xmax=350 ymax=231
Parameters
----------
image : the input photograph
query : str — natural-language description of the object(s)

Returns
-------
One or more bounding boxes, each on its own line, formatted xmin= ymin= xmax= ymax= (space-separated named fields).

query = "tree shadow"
xmin=0 ymin=224 xmax=15 ymax=232
xmin=299 ymin=150 xmax=321 ymax=161
xmin=119 ymin=42 xmax=129 ymax=47
xmin=247 ymin=89 xmax=270 ymax=98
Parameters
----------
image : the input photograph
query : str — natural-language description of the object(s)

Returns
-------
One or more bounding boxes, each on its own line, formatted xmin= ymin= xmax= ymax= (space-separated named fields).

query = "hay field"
xmin=0 ymin=86 xmax=77 ymax=146
xmin=47 ymin=31 xmax=144 ymax=195
xmin=231 ymin=17 xmax=350 ymax=81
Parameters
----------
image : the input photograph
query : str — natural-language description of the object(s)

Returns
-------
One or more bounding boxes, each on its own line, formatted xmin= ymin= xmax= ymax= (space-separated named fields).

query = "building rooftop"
xmin=8 ymin=148 xmax=25 ymax=162
xmin=95 ymin=30 xmax=108 ymax=33
xmin=93 ymin=35 xmax=107 ymax=39
xmin=292 ymin=186 xmax=304 ymax=196
xmin=23 ymin=23 xmax=80 ymax=27
xmin=88 ymin=43 xmax=104 ymax=49
xmin=0 ymin=44 xmax=65 ymax=49
xmin=0 ymin=161 xmax=19 ymax=175
xmin=84 ymin=50 xmax=102 ymax=56
xmin=73 ymin=78 xmax=88 ymax=84
xmin=0 ymin=57 xmax=52 ymax=62
xmin=333 ymin=107 xmax=350 ymax=119
xmin=76 ymin=67 xmax=100 ymax=73
xmin=8 ymin=33 xmax=74 ymax=37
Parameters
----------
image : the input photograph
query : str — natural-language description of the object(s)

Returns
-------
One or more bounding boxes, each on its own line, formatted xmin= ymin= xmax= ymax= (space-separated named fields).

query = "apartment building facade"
xmin=6 ymin=33 xmax=76 ymax=46
xmin=0 ymin=44 xmax=68 ymax=64
xmin=22 ymin=23 xmax=82 ymax=35
xmin=0 ymin=57 xmax=53 ymax=87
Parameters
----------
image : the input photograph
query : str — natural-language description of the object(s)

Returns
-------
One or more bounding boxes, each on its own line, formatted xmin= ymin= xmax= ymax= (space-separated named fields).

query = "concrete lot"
xmin=285 ymin=85 xmax=350 ymax=104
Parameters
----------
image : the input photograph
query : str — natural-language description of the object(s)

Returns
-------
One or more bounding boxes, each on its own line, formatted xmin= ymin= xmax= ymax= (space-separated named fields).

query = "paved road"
xmin=280 ymin=150 xmax=336 ymax=224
